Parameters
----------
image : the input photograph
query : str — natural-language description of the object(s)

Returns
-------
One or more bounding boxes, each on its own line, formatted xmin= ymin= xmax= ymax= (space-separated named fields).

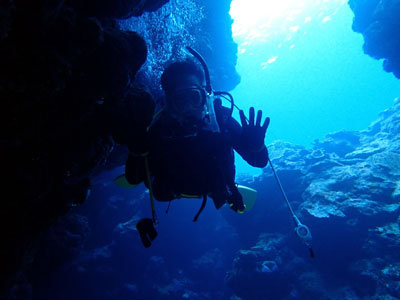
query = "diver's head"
xmin=161 ymin=61 xmax=207 ymax=119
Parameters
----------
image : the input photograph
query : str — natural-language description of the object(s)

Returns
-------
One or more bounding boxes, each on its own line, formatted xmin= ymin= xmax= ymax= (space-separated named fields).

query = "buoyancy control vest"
xmin=147 ymin=102 xmax=239 ymax=210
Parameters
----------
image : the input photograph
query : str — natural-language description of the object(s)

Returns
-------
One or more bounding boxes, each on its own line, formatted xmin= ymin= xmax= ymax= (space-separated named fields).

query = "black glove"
xmin=227 ymin=185 xmax=245 ymax=213
xmin=239 ymin=107 xmax=270 ymax=152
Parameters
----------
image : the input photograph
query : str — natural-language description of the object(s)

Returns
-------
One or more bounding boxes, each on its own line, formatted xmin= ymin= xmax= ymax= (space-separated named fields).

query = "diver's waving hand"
xmin=239 ymin=107 xmax=270 ymax=152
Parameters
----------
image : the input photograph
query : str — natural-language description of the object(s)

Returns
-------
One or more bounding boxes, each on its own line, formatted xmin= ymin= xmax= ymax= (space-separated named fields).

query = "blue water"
xmin=230 ymin=0 xmax=400 ymax=175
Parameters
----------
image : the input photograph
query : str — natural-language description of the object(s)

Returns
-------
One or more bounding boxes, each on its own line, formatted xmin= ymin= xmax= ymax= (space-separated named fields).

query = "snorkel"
xmin=187 ymin=46 xmax=315 ymax=258
xmin=186 ymin=47 xmax=235 ymax=122
xmin=186 ymin=47 xmax=212 ymax=94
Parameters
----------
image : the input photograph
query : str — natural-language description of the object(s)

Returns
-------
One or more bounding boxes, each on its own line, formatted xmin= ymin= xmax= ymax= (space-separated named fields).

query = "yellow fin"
xmin=114 ymin=174 xmax=139 ymax=189
xmin=237 ymin=185 xmax=257 ymax=212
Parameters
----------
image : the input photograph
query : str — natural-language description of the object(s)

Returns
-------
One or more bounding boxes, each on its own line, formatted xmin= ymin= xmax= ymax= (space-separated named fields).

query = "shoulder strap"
xmin=192 ymin=195 xmax=207 ymax=222
xmin=146 ymin=108 xmax=164 ymax=132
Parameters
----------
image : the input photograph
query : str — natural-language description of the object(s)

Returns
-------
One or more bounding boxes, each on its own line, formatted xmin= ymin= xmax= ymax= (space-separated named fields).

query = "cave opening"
xmin=229 ymin=0 xmax=400 ymax=175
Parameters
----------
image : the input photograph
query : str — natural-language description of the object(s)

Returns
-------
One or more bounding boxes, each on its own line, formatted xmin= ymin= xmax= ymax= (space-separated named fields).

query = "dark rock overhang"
xmin=349 ymin=0 xmax=400 ymax=78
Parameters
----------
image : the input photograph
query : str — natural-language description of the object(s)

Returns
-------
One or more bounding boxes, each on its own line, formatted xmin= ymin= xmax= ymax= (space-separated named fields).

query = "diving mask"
xmin=168 ymin=86 xmax=220 ymax=133
xmin=170 ymin=86 xmax=207 ymax=114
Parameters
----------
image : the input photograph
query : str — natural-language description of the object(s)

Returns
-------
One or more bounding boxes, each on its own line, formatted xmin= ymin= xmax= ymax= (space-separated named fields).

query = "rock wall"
xmin=349 ymin=0 xmax=400 ymax=78
xmin=0 ymin=0 xmax=164 ymax=295
xmin=119 ymin=0 xmax=240 ymax=96
xmin=0 ymin=0 xmax=239 ymax=296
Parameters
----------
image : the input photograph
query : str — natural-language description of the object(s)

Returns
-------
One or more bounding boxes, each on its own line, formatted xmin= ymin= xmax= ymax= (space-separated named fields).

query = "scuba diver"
xmin=122 ymin=48 xmax=270 ymax=248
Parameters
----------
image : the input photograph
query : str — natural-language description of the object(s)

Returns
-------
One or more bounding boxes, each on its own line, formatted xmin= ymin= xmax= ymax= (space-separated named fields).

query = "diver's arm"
xmin=234 ymin=128 xmax=269 ymax=168
xmin=214 ymin=102 xmax=269 ymax=167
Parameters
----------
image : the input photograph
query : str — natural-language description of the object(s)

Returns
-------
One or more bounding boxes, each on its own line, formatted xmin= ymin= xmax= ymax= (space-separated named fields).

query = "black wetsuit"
xmin=126 ymin=103 xmax=269 ymax=208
